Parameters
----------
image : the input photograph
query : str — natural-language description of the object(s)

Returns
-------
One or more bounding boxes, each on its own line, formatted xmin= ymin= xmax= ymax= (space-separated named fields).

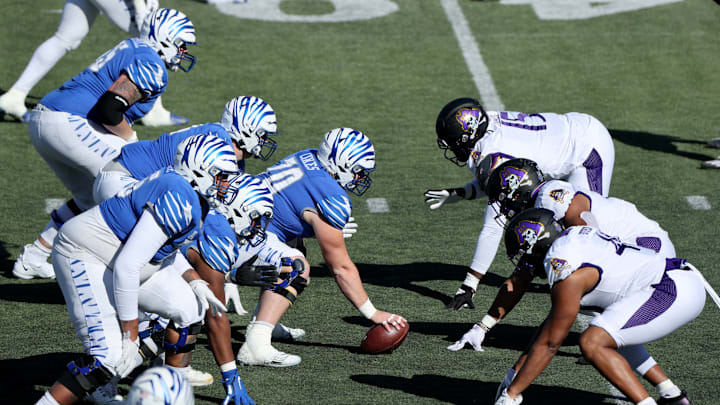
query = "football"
xmin=360 ymin=322 xmax=410 ymax=354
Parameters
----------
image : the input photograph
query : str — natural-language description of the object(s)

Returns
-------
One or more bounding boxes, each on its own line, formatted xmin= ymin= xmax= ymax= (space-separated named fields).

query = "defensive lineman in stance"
xmin=35 ymin=135 xmax=238 ymax=405
xmin=0 ymin=0 xmax=189 ymax=127
xmin=425 ymin=97 xmax=615 ymax=310
xmin=494 ymin=209 xmax=709 ymax=405
xmin=238 ymin=128 xmax=407 ymax=367
xmin=14 ymin=8 xmax=197 ymax=280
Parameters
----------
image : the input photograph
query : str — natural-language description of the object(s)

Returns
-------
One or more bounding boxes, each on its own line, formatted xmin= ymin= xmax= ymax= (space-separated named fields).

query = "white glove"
xmin=447 ymin=323 xmax=486 ymax=352
xmin=116 ymin=332 xmax=140 ymax=378
xmin=424 ymin=188 xmax=464 ymax=210
xmin=342 ymin=216 xmax=358 ymax=239
xmin=495 ymin=368 xmax=518 ymax=402
xmin=224 ymin=282 xmax=248 ymax=315
xmin=190 ymin=279 xmax=227 ymax=317
xmin=495 ymin=389 xmax=522 ymax=405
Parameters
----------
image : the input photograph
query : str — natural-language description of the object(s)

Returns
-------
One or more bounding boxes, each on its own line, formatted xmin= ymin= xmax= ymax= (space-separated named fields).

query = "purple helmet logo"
xmin=549 ymin=257 xmax=569 ymax=277
xmin=499 ymin=167 xmax=532 ymax=199
xmin=549 ymin=189 xmax=569 ymax=203
xmin=514 ymin=220 xmax=550 ymax=255
xmin=455 ymin=108 xmax=486 ymax=135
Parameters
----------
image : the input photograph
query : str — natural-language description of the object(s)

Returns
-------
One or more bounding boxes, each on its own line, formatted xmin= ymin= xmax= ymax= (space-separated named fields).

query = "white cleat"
xmin=272 ymin=323 xmax=306 ymax=341
xmin=86 ymin=382 xmax=123 ymax=404
xmin=0 ymin=89 xmax=29 ymax=122
xmin=139 ymin=102 xmax=189 ymax=127
xmin=237 ymin=342 xmax=301 ymax=368
xmin=701 ymin=158 xmax=720 ymax=169
xmin=183 ymin=365 xmax=214 ymax=387
xmin=13 ymin=244 xmax=55 ymax=279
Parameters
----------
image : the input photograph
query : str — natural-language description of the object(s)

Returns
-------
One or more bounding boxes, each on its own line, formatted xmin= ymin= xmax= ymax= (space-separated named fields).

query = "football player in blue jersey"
xmin=14 ymin=8 xmax=197 ymax=281
xmin=237 ymin=128 xmax=407 ymax=367
xmin=35 ymin=135 xmax=238 ymax=405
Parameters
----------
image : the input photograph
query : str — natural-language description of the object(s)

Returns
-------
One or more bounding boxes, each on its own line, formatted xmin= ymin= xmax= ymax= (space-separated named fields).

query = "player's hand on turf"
xmin=446 ymin=284 xmax=475 ymax=310
xmin=495 ymin=388 xmax=523 ymax=405
xmin=190 ymin=279 xmax=227 ymax=317
xmin=373 ymin=311 xmax=407 ymax=332
xmin=116 ymin=332 xmax=140 ymax=378
xmin=424 ymin=188 xmax=464 ymax=210
xmin=224 ymin=282 xmax=248 ymax=315
xmin=447 ymin=323 xmax=487 ymax=352
xmin=222 ymin=368 xmax=256 ymax=405
xmin=495 ymin=367 xmax=518 ymax=402
xmin=228 ymin=257 xmax=280 ymax=287
xmin=342 ymin=216 xmax=358 ymax=239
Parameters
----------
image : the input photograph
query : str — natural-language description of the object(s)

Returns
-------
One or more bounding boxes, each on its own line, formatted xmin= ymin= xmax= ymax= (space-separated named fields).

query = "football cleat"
xmin=0 ymin=88 xmax=29 ymax=122
xmin=701 ymin=158 xmax=720 ymax=169
xmin=13 ymin=244 xmax=55 ymax=279
xmin=183 ymin=366 xmax=214 ymax=387
xmin=658 ymin=391 xmax=691 ymax=405
xmin=140 ymin=104 xmax=189 ymax=127
xmin=271 ymin=323 xmax=306 ymax=341
xmin=707 ymin=138 xmax=720 ymax=149
xmin=237 ymin=342 xmax=301 ymax=367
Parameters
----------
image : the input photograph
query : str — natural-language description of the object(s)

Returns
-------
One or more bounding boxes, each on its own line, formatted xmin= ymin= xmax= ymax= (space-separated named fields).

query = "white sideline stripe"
xmin=45 ymin=198 xmax=65 ymax=214
xmin=366 ymin=198 xmax=389 ymax=213
xmin=576 ymin=314 xmax=633 ymax=405
xmin=42 ymin=9 xmax=63 ymax=13
xmin=440 ymin=0 xmax=505 ymax=111
xmin=685 ymin=195 xmax=711 ymax=210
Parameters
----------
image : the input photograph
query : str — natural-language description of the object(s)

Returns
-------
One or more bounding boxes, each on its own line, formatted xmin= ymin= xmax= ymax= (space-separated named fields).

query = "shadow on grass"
xmin=227 ymin=324 xmax=360 ymax=354
xmin=351 ymin=374 xmax=620 ymax=405
xmin=0 ymin=280 xmax=65 ymax=305
xmin=310 ymin=262 xmax=549 ymax=307
xmin=0 ymin=240 xmax=14 ymax=277
xmin=610 ymin=129 xmax=714 ymax=161
xmin=0 ymin=352 xmax=76 ymax=403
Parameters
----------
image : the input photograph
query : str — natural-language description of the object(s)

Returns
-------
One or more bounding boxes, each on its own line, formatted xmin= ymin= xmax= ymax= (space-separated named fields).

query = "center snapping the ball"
xmin=360 ymin=322 xmax=409 ymax=354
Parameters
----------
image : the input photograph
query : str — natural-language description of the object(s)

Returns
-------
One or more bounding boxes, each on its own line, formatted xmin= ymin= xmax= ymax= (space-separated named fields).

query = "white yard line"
xmin=45 ymin=198 xmax=65 ymax=214
xmin=685 ymin=195 xmax=711 ymax=210
xmin=439 ymin=0 xmax=504 ymax=111
xmin=366 ymin=198 xmax=389 ymax=213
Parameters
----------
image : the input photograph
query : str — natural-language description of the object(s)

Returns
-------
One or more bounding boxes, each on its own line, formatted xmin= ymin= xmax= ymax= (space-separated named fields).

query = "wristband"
xmin=358 ymin=299 xmax=378 ymax=319
xmin=462 ymin=272 xmax=481 ymax=291
xmin=220 ymin=361 xmax=236 ymax=373
xmin=479 ymin=314 xmax=498 ymax=332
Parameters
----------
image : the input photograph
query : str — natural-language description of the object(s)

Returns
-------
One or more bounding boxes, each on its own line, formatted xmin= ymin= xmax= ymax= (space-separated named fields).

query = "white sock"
xmin=657 ymin=379 xmax=682 ymax=398
xmin=636 ymin=398 xmax=657 ymax=405
xmin=36 ymin=392 xmax=60 ymax=405
xmin=167 ymin=365 xmax=188 ymax=376
xmin=22 ymin=240 xmax=51 ymax=265
xmin=13 ymin=36 xmax=70 ymax=94
xmin=247 ymin=320 xmax=273 ymax=349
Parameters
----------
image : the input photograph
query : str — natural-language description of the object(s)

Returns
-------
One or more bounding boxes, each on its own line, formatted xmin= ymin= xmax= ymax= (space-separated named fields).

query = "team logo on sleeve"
xmin=456 ymin=108 xmax=487 ymax=135
xmin=500 ymin=167 xmax=532 ymax=199
xmin=514 ymin=220 xmax=550 ymax=255
xmin=549 ymin=189 xmax=570 ymax=203
xmin=549 ymin=258 xmax=570 ymax=277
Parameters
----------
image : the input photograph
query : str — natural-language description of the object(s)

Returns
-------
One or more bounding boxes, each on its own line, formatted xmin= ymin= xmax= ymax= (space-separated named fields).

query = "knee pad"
xmin=163 ymin=321 xmax=202 ymax=354
xmin=270 ymin=275 xmax=308 ymax=305
xmin=58 ymin=355 xmax=113 ymax=398
xmin=49 ymin=199 xmax=83 ymax=228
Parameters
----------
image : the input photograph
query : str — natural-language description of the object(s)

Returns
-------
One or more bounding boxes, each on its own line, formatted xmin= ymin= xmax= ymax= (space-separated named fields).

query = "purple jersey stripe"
xmin=621 ymin=272 xmax=677 ymax=330
xmin=582 ymin=148 xmax=603 ymax=193
xmin=636 ymin=236 xmax=662 ymax=253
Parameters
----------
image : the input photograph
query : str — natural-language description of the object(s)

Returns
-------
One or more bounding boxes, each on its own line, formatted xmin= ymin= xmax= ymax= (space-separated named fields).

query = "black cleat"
xmin=657 ymin=391 xmax=691 ymax=405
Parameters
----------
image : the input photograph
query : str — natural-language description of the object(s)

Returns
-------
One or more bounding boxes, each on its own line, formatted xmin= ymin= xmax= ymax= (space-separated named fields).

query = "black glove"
xmin=446 ymin=284 xmax=475 ymax=310
xmin=227 ymin=255 xmax=279 ymax=287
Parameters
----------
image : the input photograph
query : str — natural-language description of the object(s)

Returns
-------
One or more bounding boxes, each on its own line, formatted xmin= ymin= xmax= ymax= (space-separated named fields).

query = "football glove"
xmin=447 ymin=323 xmax=487 ymax=352
xmin=224 ymin=282 xmax=248 ymax=315
xmin=495 ymin=389 xmax=522 ymax=405
xmin=116 ymin=332 xmax=141 ymax=378
xmin=446 ymin=284 xmax=475 ymax=310
xmin=495 ymin=368 xmax=518 ymax=402
xmin=343 ymin=216 xmax=358 ymax=239
xmin=227 ymin=256 xmax=279 ymax=287
xmin=424 ymin=188 xmax=464 ymax=210
xmin=222 ymin=368 xmax=255 ymax=405
xmin=190 ymin=279 xmax=227 ymax=317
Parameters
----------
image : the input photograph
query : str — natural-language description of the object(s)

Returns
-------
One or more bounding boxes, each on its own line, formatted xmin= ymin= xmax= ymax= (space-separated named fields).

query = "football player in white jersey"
xmin=0 ymin=0 xmax=187 ymax=127
xmin=13 ymin=8 xmax=197 ymax=281
xmin=494 ymin=209 xmax=709 ymax=405
xmin=425 ymin=97 xmax=616 ymax=310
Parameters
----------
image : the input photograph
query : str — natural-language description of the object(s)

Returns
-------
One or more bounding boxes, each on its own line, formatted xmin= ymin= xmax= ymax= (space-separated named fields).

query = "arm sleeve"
xmin=469 ymin=202 xmax=505 ymax=275
xmin=113 ymin=209 xmax=169 ymax=321
xmin=171 ymin=250 xmax=193 ymax=277
xmin=462 ymin=178 xmax=483 ymax=200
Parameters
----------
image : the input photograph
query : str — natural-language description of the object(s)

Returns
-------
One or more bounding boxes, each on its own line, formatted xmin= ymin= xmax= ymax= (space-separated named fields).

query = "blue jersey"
xmin=258 ymin=149 xmax=352 ymax=242
xmin=41 ymin=38 xmax=167 ymax=124
xmin=99 ymin=168 xmax=206 ymax=262
xmin=117 ymin=123 xmax=235 ymax=179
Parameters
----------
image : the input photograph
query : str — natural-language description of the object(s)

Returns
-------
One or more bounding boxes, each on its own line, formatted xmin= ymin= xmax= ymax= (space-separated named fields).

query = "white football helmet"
xmin=140 ymin=8 xmax=197 ymax=72
xmin=221 ymin=96 xmax=278 ymax=161
xmin=218 ymin=174 xmax=274 ymax=247
xmin=317 ymin=128 xmax=376 ymax=196
xmin=174 ymin=134 xmax=238 ymax=207
xmin=126 ymin=366 xmax=194 ymax=405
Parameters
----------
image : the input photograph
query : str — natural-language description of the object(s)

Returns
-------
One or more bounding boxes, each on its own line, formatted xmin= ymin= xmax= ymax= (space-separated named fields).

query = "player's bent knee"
xmin=271 ymin=275 xmax=308 ymax=305
xmin=57 ymin=355 xmax=114 ymax=398
xmin=53 ymin=32 xmax=83 ymax=51
xmin=163 ymin=321 xmax=202 ymax=354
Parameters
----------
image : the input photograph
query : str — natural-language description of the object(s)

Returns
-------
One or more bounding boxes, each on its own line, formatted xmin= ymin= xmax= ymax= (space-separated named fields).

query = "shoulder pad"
xmin=125 ymin=59 xmax=167 ymax=96
xmin=199 ymin=232 xmax=237 ymax=274
xmin=150 ymin=190 xmax=195 ymax=236
xmin=316 ymin=195 xmax=352 ymax=230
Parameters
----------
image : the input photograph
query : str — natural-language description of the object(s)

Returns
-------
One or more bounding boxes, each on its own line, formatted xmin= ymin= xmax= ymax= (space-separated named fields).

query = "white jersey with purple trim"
xmin=544 ymin=226 xmax=665 ymax=309
xmin=466 ymin=112 xmax=597 ymax=180
xmin=534 ymin=180 xmax=671 ymax=253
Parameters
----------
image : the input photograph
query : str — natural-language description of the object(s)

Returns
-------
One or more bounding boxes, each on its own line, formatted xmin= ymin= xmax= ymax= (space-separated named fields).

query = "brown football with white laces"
xmin=360 ymin=322 xmax=409 ymax=354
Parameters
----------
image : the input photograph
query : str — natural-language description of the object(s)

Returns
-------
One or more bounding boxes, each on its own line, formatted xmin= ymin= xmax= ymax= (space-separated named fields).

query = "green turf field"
xmin=2 ymin=0 xmax=720 ymax=404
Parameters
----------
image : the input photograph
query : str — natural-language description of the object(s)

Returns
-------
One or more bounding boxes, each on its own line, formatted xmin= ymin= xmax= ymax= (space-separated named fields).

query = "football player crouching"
xmin=494 ymin=208 xmax=713 ymax=405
